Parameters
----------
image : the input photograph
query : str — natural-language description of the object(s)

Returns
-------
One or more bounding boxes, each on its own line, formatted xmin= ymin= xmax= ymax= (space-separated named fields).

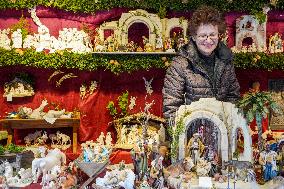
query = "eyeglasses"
xmin=196 ymin=33 xmax=219 ymax=41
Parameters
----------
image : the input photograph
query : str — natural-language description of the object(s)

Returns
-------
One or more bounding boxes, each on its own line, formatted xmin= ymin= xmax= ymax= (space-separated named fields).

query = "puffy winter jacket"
xmin=163 ymin=39 xmax=240 ymax=120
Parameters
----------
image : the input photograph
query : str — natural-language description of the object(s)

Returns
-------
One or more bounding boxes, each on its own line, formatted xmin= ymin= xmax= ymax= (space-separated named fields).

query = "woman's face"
xmin=193 ymin=24 xmax=219 ymax=56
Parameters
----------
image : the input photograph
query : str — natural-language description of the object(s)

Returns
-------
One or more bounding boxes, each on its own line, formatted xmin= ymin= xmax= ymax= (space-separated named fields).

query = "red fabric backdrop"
xmin=1 ymin=7 xmax=284 ymax=145
xmin=0 ymin=66 xmax=284 ymax=144
xmin=0 ymin=66 xmax=166 ymax=144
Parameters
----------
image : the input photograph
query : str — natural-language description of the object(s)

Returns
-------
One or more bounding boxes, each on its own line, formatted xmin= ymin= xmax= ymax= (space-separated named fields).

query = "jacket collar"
xmin=177 ymin=38 xmax=232 ymax=86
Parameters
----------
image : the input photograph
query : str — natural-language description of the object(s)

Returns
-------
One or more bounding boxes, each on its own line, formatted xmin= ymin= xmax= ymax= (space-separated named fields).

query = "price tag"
xmin=6 ymin=93 xmax=12 ymax=102
xmin=199 ymin=177 xmax=212 ymax=188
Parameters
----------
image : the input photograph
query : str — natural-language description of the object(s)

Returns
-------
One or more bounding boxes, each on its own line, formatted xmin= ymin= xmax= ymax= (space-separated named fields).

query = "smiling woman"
xmin=193 ymin=24 xmax=219 ymax=56
xmin=163 ymin=5 xmax=240 ymax=122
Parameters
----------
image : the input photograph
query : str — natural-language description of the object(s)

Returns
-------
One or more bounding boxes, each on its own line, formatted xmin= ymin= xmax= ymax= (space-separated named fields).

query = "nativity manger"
xmin=111 ymin=113 xmax=166 ymax=149
xmin=175 ymin=98 xmax=253 ymax=166
xmin=3 ymin=77 xmax=34 ymax=98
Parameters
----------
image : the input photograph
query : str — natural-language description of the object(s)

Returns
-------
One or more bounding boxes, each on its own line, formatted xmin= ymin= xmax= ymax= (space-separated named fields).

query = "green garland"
xmin=233 ymin=52 xmax=284 ymax=71
xmin=0 ymin=0 xmax=281 ymax=16
xmin=0 ymin=48 xmax=170 ymax=74
xmin=2 ymin=48 xmax=284 ymax=73
xmin=0 ymin=143 xmax=25 ymax=155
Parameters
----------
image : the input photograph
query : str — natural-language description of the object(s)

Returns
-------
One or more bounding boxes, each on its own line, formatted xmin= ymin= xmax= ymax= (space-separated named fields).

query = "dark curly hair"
xmin=188 ymin=5 xmax=226 ymax=36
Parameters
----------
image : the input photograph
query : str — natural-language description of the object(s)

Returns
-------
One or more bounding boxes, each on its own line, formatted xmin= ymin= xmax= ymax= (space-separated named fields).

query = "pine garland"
xmin=0 ymin=0 xmax=281 ymax=16
xmin=1 ymin=48 xmax=284 ymax=73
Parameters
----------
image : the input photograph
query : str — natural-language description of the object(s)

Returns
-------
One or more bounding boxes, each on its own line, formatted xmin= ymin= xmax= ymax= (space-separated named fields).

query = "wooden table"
xmin=0 ymin=118 xmax=80 ymax=153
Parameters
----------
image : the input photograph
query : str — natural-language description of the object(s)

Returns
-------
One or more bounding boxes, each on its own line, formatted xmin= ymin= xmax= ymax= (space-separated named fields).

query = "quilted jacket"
xmin=163 ymin=39 xmax=240 ymax=120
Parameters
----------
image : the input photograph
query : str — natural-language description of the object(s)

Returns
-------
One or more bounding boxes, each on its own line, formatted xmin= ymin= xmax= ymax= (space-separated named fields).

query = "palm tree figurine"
xmin=238 ymin=81 xmax=281 ymax=151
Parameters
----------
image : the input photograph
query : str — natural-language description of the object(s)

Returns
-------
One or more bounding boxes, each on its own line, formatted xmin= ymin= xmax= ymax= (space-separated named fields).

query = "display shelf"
xmin=0 ymin=118 xmax=80 ymax=153
xmin=92 ymin=51 xmax=176 ymax=55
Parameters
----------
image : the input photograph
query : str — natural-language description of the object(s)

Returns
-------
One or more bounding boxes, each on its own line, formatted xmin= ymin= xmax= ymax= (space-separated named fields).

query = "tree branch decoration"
xmin=167 ymin=110 xmax=192 ymax=161
xmin=10 ymin=14 xmax=31 ymax=41
xmin=106 ymin=91 xmax=129 ymax=119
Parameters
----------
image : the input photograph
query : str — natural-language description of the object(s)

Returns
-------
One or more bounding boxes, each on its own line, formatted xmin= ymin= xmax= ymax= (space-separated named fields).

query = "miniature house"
xmin=176 ymin=98 xmax=252 ymax=165
xmin=235 ymin=15 xmax=266 ymax=51
xmin=97 ymin=9 xmax=188 ymax=48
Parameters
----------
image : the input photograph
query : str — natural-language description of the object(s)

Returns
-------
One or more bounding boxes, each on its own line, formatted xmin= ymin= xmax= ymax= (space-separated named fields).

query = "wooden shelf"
xmin=92 ymin=51 xmax=176 ymax=55
xmin=0 ymin=118 xmax=80 ymax=153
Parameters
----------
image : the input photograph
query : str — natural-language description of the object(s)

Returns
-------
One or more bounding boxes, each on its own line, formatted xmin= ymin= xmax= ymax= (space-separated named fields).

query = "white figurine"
xmin=44 ymin=109 xmax=66 ymax=119
xmin=143 ymin=77 xmax=154 ymax=95
xmin=155 ymin=35 xmax=163 ymax=50
xmin=89 ymin=81 xmax=98 ymax=95
xmin=97 ymin=132 xmax=105 ymax=145
xmin=196 ymin=158 xmax=212 ymax=176
xmin=18 ymin=168 xmax=33 ymax=182
xmin=11 ymin=29 xmax=22 ymax=48
xmin=38 ymin=146 xmax=47 ymax=158
xmin=105 ymin=132 xmax=112 ymax=147
xmin=32 ymin=148 xmax=66 ymax=183
xmin=23 ymin=34 xmax=36 ymax=49
xmin=49 ymin=36 xmax=61 ymax=52
xmin=0 ymin=29 xmax=11 ymax=50
xmin=4 ymin=161 xmax=13 ymax=179
xmin=129 ymin=96 xmax=137 ymax=110
xmin=120 ymin=125 xmax=127 ymax=144
xmin=29 ymin=100 xmax=48 ymax=119
xmin=41 ymin=165 xmax=61 ymax=187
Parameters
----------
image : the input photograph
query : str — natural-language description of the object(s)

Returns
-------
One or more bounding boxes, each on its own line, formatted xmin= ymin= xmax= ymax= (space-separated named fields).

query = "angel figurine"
xmin=80 ymin=84 xmax=87 ymax=99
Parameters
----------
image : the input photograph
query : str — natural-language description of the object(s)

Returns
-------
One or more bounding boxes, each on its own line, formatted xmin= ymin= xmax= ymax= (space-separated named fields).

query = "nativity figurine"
xmin=259 ymin=142 xmax=278 ymax=181
xmin=186 ymin=133 xmax=205 ymax=165
xmin=0 ymin=29 xmax=11 ymax=50
xmin=269 ymin=32 xmax=283 ymax=53
xmin=11 ymin=29 xmax=23 ymax=49
xmin=50 ymin=131 xmax=71 ymax=150
xmin=32 ymin=148 xmax=66 ymax=183
xmin=3 ymin=77 xmax=35 ymax=98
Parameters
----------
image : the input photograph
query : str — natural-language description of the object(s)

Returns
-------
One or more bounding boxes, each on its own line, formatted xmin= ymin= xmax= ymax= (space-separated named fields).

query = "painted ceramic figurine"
xmin=131 ymin=141 xmax=149 ymax=181
xmin=259 ymin=142 xmax=278 ymax=181
xmin=187 ymin=133 xmax=205 ymax=165
xmin=150 ymin=145 xmax=169 ymax=188
xmin=277 ymin=145 xmax=284 ymax=176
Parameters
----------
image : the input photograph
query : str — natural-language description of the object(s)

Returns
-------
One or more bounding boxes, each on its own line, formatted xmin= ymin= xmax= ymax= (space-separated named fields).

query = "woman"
xmin=163 ymin=5 xmax=240 ymax=120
